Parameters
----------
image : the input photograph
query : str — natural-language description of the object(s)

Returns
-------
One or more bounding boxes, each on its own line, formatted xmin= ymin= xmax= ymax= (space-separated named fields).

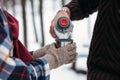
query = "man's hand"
xmin=50 ymin=7 xmax=71 ymax=39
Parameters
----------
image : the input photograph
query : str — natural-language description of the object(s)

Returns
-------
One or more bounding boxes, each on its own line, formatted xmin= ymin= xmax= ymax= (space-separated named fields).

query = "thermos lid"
xmin=56 ymin=16 xmax=71 ymax=33
xmin=59 ymin=17 xmax=69 ymax=27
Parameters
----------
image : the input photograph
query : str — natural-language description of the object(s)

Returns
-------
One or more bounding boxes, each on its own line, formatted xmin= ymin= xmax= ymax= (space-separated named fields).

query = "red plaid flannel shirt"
xmin=0 ymin=4 xmax=50 ymax=80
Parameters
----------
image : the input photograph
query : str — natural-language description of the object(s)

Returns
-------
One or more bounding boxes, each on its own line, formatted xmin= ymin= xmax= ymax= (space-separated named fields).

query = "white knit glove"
xmin=43 ymin=42 xmax=77 ymax=70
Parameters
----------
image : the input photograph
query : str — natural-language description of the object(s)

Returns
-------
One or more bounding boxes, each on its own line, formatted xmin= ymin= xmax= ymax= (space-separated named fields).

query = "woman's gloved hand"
xmin=33 ymin=44 xmax=50 ymax=59
xmin=43 ymin=42 xmax=77 ymax=70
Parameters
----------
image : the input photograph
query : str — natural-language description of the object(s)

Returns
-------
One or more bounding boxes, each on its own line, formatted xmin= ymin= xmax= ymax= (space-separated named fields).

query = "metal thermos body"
xmin=54 ymin=16 xmax=73 ymax=47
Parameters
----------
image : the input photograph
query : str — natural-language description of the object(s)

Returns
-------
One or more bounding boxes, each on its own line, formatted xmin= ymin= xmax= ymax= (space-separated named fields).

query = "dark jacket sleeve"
xmin=65 ymin=0 xmax=100 ymax=20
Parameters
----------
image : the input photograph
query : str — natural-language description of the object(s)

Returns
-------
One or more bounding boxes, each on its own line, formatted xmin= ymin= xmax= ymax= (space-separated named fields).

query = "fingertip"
xmin=49 ymin=43 xmax=56 ymax=49
xmin=71 ymin=42 xmax=76 ymax=48
xmin=73 ymin=42 xmax=76 ymax=45
xmin=53 ymin=34 xmax=58 ymax=39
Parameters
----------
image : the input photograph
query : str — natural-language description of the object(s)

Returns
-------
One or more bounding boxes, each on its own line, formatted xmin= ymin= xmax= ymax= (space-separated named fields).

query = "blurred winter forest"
xmin=2 ymin=0 xmax=97 ymax=80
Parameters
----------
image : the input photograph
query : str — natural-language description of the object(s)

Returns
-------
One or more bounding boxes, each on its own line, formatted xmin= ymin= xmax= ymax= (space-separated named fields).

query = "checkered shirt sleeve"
xmin=0 ymin=5 xmax=50 ymax=80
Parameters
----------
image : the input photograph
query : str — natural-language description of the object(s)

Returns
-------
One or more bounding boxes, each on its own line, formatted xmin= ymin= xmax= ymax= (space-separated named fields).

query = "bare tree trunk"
xmin=61 ymin=0 xmax=65 ymax=6
xmin=71 ymin=62 xmax=76 ymax=70
xmin=39 ymin=0 xmax=45 ymax=47
xmin=21 ymin=0 xmax=27 ymax=47
xmin=3 ymin=0 xmax=8 ymax=9
xmin=30 ymin=0 xmax=38 ymax=42
xmin=12 ymin=0 xmax=16 ymax=16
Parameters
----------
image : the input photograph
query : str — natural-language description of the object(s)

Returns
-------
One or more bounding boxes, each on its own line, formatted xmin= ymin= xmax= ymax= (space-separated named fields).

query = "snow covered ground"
xmin=7 ymin=0 xmax=97 ymax=80
xmin=50 ymin=64 xmax=87 ymax=80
